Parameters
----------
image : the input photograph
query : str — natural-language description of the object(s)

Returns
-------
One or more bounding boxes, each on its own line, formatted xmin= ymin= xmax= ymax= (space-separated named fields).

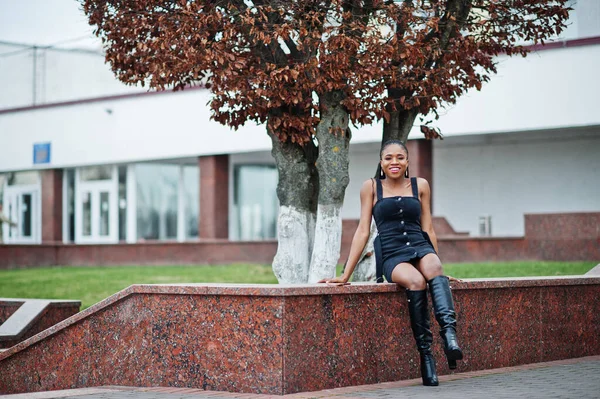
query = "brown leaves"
xmin=420 ymin=125 xmax=443 ymax=140
xmin=81 ymin=0 xmax=571 ymax=145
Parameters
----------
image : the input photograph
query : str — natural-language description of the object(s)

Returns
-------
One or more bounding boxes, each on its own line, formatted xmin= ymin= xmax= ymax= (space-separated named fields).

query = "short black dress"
xmin=372 ymin=177 xmax=437 ymax=282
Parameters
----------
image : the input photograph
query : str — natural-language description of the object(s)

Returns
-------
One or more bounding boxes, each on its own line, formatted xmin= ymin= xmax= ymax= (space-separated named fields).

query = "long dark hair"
xmin=375 ymin=140 xmax=409 ymax=179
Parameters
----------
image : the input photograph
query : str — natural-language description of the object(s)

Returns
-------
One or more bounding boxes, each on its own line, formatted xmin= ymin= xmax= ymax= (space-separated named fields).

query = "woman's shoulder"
xmin=414 ymin=176 xmax=430 ymax=185
xmin=360 ymin=178 xmax=376 ymax=192
xmin=414 ymin=177 xmax=431 ymax=192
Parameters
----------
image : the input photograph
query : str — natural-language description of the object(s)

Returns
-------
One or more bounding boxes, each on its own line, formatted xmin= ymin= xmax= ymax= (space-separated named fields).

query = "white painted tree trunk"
xmin=272 ymin=205 xmax=311 ymax=284
xmin=352 ymin=218 xmax=378 ymax=282
xmin=307 ymin=204 xmax=342 ymax=283
xmin=306 ymin=211 xmax=317 ymax=263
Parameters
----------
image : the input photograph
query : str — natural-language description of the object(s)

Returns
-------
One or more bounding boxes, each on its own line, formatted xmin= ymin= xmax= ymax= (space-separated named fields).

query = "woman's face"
xmin=380 ymin=144 xmax=408 ymax=178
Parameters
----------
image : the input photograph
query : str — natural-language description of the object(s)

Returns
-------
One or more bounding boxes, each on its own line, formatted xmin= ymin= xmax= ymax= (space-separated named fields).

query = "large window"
xmin=64 ymin=163 xmax=198 ymax=244
xmin=136 ymin=164 xmax=179 ymax=240
xmin=135 ymin=163 xmax=199 ymax=241
xmin=233 ymin=165 xmax=278 ymax=240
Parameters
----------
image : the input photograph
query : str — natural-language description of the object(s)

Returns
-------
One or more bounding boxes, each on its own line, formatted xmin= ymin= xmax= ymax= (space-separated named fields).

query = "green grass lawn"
xmin=0 ymin=261 xmax=595 ymax=309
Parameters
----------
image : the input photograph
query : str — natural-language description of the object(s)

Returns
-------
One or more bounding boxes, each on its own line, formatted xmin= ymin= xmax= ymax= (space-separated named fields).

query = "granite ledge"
xmin=1 ymin=276 xmax=598 ymax=362
xmin=0 ymin=298 xmax=81 ymax=307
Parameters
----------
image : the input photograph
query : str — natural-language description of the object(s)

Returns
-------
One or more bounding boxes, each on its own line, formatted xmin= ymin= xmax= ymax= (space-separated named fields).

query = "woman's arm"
xmin=320 ymin=179 xmax=375 ymax=284
xmin=418 ymin=178 xmax=439 ymax=253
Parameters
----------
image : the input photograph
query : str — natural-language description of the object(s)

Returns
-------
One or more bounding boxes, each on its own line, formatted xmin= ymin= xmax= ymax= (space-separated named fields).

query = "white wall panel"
xmin=432 ymin=128 xmax=600 ymax=236
xmin=0 ymin=89 xmax=272 ymax=172
xmin=432 ymin=44 xmax=600 ymax=137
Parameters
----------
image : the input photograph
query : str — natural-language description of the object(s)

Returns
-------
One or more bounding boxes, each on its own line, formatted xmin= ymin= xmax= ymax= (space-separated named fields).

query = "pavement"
xmin=3 ymin=356 xmax=600 ymax=399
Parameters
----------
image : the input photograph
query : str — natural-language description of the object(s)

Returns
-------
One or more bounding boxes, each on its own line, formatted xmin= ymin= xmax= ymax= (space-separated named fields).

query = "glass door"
xmin=75 ymin=167 xmax=118 ymax=243
xmin=2 ymin=186 xmax=40 ymax=244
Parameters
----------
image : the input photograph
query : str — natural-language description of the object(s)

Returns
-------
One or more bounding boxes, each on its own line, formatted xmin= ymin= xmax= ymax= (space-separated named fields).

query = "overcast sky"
xmin=0 ymin=0 xmax=101 ymax=49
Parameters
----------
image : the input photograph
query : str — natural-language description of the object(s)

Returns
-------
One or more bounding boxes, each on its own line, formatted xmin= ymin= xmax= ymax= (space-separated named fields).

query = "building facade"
xmin=0 ymin=3 xmax=599 ymax=265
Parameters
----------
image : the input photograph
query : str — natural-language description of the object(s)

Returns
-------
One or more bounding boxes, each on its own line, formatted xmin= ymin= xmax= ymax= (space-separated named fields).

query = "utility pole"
xmin=32 ymin=46 xmax=37 ymax=105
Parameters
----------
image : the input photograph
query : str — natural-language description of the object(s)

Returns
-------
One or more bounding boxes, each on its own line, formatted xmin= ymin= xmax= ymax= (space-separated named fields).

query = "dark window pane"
xmin=21 ymin=194 xmax=32 ymax=237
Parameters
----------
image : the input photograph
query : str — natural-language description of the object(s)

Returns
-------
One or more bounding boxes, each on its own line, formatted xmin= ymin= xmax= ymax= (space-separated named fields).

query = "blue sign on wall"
xmin=33 ymin=142 xmax=51 ymax=164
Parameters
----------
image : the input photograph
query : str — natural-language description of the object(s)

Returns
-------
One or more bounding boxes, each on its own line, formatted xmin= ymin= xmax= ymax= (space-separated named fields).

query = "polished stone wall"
xmin=1 ymin=278 xmax=599 ymax=395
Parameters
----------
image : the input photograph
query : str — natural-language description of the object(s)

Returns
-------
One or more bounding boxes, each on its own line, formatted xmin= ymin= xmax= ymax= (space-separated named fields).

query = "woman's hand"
xmin=317 ymin=276 xmax=350 ymax=286
xmin=448 ymin=275 xmax=463 ymax=283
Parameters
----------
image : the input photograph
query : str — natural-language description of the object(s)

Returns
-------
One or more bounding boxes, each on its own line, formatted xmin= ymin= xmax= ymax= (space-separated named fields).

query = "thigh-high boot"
xmin=428 ymin=275 xmax=463 ymax=369
xmin=406 ymin=289 xmax=439 ymax=386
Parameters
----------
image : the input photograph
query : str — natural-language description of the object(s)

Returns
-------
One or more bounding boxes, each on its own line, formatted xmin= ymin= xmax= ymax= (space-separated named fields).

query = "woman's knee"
xmin=419 ymin=255 xmax=444 ymax=280
xmin=390 ymin=264 xmax=427 ymax=290
xmin=405 ymin=274 xmax=427 ymax=291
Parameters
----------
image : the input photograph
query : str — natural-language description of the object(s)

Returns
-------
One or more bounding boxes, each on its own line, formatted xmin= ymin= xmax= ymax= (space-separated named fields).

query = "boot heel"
xmin=448 ymin=358 xmax=457 ymax=370
xmin=444 ymin=347 xmax=463 ymax=369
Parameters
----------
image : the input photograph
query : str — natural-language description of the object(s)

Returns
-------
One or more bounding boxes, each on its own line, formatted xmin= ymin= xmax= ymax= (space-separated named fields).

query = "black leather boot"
xmin=428 ymin=275 xmax=463 ymax=369
xmin=406 ymin=289 xmax=439 ymax=386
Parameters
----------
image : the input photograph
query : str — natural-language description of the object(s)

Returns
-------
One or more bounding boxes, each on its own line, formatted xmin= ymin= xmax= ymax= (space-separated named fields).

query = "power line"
xmin=0 ymin=36 xmax=104 ymax=58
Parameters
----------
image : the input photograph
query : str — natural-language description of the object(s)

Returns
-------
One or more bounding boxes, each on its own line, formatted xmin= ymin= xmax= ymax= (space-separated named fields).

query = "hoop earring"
xmin=405 ymin=167 xmax=409 ymax=178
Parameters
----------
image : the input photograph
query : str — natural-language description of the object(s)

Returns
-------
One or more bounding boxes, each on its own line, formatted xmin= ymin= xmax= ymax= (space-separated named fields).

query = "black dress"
xmin=372 ymin=177 xmax=436 ymax=282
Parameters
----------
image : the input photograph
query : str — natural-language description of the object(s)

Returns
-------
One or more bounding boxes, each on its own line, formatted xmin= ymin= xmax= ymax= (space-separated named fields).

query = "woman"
xmin=320 ymin=140 xmax=463 ymax=386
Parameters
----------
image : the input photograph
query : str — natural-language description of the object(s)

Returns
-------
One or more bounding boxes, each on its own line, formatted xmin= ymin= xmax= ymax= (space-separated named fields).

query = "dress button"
xmin=406 ymin=242 xmax=410 ymax=245
xmin=400 ymin=209 xmax=403 ymax=213
xmin=401 ymin=221 xmax=405 ymax=225
xmin=403 ymin=232 xmax=407 ymax=236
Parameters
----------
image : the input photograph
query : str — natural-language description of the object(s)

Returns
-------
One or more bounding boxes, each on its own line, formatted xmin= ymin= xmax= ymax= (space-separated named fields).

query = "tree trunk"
xmin=352 ymin=217 xmax=378 ymax=282
xmin=382 ymin=102 xmax=419 ymax=146
xmin=308 ymin=90 xmax=351 ymax=283
xmin=268 ymin=125 xmax=318 ymax=284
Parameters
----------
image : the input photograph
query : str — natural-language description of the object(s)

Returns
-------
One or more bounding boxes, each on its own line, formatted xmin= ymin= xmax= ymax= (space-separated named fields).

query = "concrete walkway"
xmin=4 ymin=356 xmax=600 ymax=399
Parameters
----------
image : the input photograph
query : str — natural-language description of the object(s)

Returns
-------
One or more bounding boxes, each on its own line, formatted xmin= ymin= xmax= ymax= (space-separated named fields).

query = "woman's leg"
xmin=413 ymin=252 xmax=443 ymax=281
xmin=390 ymin=262 xmax=427 ymax=290
xmin=415 ymin=254 xmax=463 ymax=369
xmin=390 ymin=263 xmax=438 ymax=386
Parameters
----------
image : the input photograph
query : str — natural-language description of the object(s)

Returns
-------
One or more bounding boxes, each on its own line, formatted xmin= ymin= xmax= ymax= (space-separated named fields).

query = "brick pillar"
xmin=406 ymin=139 xmax=433 ymax=210
xmin=199 ymin=155 xmax=229 ymax=239
xmin=41 ymin=169 xmax=63 ymax=243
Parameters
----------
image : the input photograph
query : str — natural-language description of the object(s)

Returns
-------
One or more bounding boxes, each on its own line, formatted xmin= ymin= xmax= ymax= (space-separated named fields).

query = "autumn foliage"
xmin=82 ymin=0 xmax=570 ymax=144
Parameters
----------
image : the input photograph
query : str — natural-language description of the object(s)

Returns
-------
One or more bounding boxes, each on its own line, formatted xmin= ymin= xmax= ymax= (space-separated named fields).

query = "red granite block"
xmin=145 ymin=294 xmax=283 ymax=393
xmin=0 ymin=302 xmax=23 ymax=324
xmin=283 ymin=293 xmax=417 ymax=393
xmin=539 ymin=285 xmax=600 ymax=361
xmin=0 ymin=279 xmax=599 ymax=395
xmin=452 ymin=287 xmax=542 ymax=371
xmin=525 ymin=213 xmax=600 ymax=239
